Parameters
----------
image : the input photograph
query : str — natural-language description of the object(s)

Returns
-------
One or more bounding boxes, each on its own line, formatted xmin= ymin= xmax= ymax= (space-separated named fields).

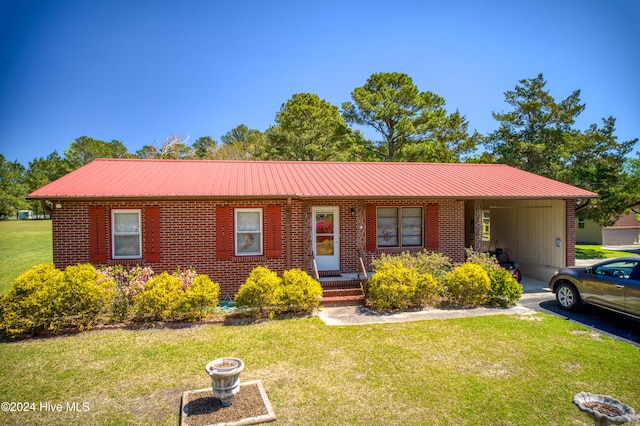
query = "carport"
xmin=465 ymin=198 xmax=591 ymax=282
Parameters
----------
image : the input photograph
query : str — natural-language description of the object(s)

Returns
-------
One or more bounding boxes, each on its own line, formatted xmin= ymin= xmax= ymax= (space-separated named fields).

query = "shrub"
xmin=367 ymin=262 xmax=420 ymax=311
xmin=413 ymin=272 xmax=440 ymax=307
xmin=133 ymin=272 xmax=182 ymax=321
xmin=179 ymin=275 xmax=220 ymax=320
xmin=487 ymin=267 xmax=523 ymax=307
xmin=0 ymin=264 xmax=116 ymax=336
xmin=0 ymin=264 xmax=63 ymax=336
xmin=53 ymin=264 xmax=116 ymax=330
xmin=444 ymin=263 xmax=491 ymax=307
xmin=98 ymin=265 xmax=154 ymax=321
xmin=234 ymin=266 xmax=282 ymax=312
xmin=372 ymin=250 xmax=452 ymax=287
xmin=280 ymin=269 xmax=322 ymax=312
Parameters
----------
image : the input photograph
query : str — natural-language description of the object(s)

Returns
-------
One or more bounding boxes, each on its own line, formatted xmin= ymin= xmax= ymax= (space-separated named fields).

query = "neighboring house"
xmin=577 ymin=212 xmax=640 ymax=246
xmin=28 ymin=159 xmax=597 ymax=296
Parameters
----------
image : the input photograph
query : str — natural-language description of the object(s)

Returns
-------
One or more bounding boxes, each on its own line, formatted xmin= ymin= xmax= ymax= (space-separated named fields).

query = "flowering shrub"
xmin=279 ymin=269 xmax=322 ymax=312
xmin=173 ymin=267 xmax=198 ymax=290
xmin=444 ymin=263 xmax=491 ymax=307
xmin=98 ymin=265 xmax=154 ymax=321
xmin=234 ymin=266 xmax=281 ymax=312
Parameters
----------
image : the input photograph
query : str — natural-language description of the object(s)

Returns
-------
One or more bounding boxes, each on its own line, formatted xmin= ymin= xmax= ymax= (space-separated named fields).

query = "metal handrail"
xmin=311 ymin=251 xmax=320 ymax=281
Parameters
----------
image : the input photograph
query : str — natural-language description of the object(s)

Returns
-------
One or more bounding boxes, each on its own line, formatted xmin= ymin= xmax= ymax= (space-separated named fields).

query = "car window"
xmin=594 ymin=260 xmax=639 ymax=279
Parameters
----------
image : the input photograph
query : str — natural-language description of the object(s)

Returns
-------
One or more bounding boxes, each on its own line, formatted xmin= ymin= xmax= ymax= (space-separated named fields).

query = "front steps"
xmin=319 ymin=273 xmax=367 ymax=307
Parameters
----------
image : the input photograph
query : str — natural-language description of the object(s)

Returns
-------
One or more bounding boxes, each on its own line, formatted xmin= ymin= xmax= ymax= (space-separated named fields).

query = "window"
xmin=376 ymin=207 xmax=423 ymax=248
xmin=235 ymin=208 xmax=263 ymax=256
xmin=482 ymin=210 xmax=491 ymax=241
xmin=112 ymin=209 xmax=142 ymax=259
xmin=578 ymin=218 xmax=585 ymax=229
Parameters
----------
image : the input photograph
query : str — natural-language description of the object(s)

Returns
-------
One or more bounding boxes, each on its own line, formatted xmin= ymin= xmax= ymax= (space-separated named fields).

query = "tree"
xmin=217 ymin=125 xmax=263 ymax=160
xmin=192 ymin=136 xmax=218 ymax=159
xmin=342 ymin=72 xmax=477 ymax=162
xmin=64 ymin=136 xmax=129 ymax=169
xmin=486 ymin=74 xmax=638 ymax=225
xmin=261 ymin=93 xmax=359 ymax=161
xmin=135 ymin=145 xmax=161 ymax=159
xmin=160 ymin=134 xmax=193 ymax=159
xmin=0 ymin=154 xmax=28 ymax=217
xmin=24 ymin=151 xmax=71 ymax=217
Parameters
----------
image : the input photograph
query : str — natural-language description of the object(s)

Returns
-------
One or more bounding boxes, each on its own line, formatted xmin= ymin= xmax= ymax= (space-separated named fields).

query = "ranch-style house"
xmin=28 ymin=159 xmax=597 ymax=298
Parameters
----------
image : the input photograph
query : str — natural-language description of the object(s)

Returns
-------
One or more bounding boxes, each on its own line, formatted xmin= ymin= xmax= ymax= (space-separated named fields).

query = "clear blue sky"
xmin=1 ymin=0 xmax=638 ymax=166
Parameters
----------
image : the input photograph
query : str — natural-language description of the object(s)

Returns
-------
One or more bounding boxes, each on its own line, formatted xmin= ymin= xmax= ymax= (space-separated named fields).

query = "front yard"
xmin=1 ymin=314 xmax=639 ymax=425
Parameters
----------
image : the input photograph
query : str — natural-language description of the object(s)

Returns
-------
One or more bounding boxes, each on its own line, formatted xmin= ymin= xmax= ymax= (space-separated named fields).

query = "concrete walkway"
xmin=318 ymin=276 xmax=545 ymax=326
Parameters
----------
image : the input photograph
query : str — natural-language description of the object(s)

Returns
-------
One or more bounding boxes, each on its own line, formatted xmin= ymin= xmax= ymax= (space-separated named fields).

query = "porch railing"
xmin=311 ymin=251 xmax=320 ymax=281
xmin=357 ymin=249 xmax=368 ymax=295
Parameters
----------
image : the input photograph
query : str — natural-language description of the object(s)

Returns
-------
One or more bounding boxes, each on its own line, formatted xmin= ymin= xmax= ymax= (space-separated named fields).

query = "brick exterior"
xmin=565 ymin=199 xmax=576 ymax=267
xmin=50 ymin=198 xmax=467 ymax=295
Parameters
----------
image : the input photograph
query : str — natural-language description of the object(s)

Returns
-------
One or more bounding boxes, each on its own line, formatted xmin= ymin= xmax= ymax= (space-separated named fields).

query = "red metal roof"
xmin=27 ymin=159 xmax=598 ymax=200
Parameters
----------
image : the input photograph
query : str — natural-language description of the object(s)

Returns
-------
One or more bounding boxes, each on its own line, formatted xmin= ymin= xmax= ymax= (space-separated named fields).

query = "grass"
xmin=1 ymin=222 xmax=640 ymax=424
xmin=0 ymin=220 xmax=52 ymax=294
xmin=575 ymin=244 xmax=638 ymax=260
xmin=1 ymin=314 xmax=639 ymax=425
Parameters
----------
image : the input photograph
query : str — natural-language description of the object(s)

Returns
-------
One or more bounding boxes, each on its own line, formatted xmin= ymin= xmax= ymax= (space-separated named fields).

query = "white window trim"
xmin=235 ymin=208 xmax=263 ymax=256
xmin=376 ymin=206 xmax=423 ymax=249
xmin=111 ymin=209 xmax=142 ymax=259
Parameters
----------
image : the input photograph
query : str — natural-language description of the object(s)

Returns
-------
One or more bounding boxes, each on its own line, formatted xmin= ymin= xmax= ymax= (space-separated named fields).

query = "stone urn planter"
xmin=573 ymin=392 xmax=636 ymax=426
xmin=205 ymin=357 xmax=244 ymax=407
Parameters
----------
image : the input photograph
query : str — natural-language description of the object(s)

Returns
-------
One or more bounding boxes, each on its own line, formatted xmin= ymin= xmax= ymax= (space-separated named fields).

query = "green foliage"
xmin=342 ymin=72 xmax=477 ymax=162
xmin=234 ymin=266 xmax=282 ymax=311
xmin=0 ymin=263 xmax=115 ymax=336
xmin=445 ymin=263 xmax=491 ymax=307
xmin=179 ymin=275 xmax=220 ymax=320
xmin=279 ymin=268 xmax=322 ymax=312
xmin=367 ymin=261 xmax=439 ymax=311
xmin=486 ymin=73 xmax=638 ymax=225
xmin=0 ymin=264 xmax=62 ymax=336
xmin=487 ymin=268 xmax=522 ymax=307
xmin=98 ymin=265 xmax=154 ymax=322
xmin=372 ymin=250 xmax=452 ymax=285
xmin=261 ymin=93 xmax=359 ymax=161
xmin=133 ymin=272 xmax=182 ymax=321
xmin=53 ymin=264 xmax=116 ymax=330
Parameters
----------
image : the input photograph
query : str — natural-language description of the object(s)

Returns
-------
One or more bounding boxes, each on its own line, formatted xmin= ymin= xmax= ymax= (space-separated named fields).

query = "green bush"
xmin=487 ymin=267 xmax=523 ymax=307
xmin=367 ymin=262 xmax=420 ymax=311
xmin=280 ymin=269 xmax=322 ymax=312
xmin=0 ymin=264 xmax=63 ymax=336
xmin=372 ymin=250 xmax=452 ymax=286
xmin=445 ymin=263 xmax=491 ymax=307
xmin=53 ymin=264 xmax=116 ymax=330
xmin=413 ymin=272 xmax=440 ymax=307
xmin=133 ymin=272 xmax=182 ymax=321
xmin=179 ymin=275 xmax=220 ymax=320
xmin=0 ymin=264 xmax=116 ymax=336
xmin=234 ymin=266 xmax=282 ymax=312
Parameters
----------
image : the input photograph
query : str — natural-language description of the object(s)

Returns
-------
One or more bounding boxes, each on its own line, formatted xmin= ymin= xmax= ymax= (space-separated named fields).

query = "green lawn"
xmin=0 ymin=220 xmax=52 ymax=294
xmin=575 ymin=244 xmax=638 ymax=260
xmin=1 ymin=314 xmax=639 ymax=425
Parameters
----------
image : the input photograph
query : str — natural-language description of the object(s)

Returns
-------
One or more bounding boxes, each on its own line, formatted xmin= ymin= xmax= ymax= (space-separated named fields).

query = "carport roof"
xmin=27 ymin=159 xmax=599 ymax=200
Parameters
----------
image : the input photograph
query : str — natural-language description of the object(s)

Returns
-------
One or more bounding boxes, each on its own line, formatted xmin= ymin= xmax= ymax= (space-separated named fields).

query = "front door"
xmin=312 ymin=206 xmax=340 ymax=271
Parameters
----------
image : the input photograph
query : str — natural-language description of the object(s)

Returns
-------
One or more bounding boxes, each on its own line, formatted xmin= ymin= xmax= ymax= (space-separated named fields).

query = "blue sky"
xmin=1 ymin=0 xmax=638 ymax=166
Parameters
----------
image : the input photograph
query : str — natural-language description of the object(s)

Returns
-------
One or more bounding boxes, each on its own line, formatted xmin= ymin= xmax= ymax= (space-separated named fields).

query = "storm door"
xmin=312 ymin=207 xmax=340 ymax=271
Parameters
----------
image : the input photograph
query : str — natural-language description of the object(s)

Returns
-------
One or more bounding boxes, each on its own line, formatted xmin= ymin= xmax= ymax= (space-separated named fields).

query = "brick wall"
xmin=565 ymin=199 xmax=576 ymax=267
xmin=51 ymin=197 xmax=465 ymax=295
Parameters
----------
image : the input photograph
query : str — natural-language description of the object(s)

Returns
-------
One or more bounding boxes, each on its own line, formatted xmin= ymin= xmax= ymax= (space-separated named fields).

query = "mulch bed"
xmin=181 ymin=380 xmax=276 ymax=426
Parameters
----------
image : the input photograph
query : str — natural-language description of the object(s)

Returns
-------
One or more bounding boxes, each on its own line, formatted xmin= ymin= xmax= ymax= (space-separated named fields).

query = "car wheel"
xmin=556 ymin=282 xmax=581 ymax=310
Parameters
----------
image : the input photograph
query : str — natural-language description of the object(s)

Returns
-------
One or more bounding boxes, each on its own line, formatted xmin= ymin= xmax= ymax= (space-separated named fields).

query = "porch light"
xmin=556 ymin=238 xmax=562 ymax=248
xmin=350 ymin=207 xmax=356 ymax=217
